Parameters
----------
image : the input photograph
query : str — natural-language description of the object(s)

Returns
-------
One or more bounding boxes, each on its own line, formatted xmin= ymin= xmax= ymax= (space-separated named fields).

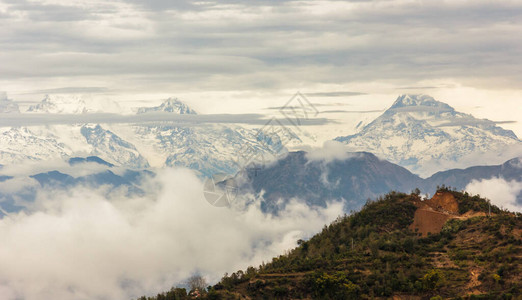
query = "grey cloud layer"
xmin=0 ymin=112 xmax=330 ymax=127
xmin=1 ymin=0 xmax=521 ymax=93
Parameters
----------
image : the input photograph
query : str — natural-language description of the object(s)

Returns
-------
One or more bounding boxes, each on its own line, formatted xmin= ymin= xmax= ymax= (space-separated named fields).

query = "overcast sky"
xmin=0 ymin=0 xmax=521 ymax=134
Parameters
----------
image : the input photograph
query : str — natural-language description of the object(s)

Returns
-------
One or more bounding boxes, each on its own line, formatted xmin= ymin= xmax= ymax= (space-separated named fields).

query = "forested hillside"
xmin=139 ymin=189 xmax=521 ymax=300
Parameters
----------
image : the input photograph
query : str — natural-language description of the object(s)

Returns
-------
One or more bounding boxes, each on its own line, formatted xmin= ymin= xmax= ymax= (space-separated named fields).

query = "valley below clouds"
xmin=0 ymin=167 xmax=344 ymax=300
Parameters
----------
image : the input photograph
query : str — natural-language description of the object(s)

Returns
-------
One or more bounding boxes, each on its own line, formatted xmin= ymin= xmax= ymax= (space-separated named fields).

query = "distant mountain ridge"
xmin=1 ymin=152 xmax=520 ymax=218
xmin=424 ymin=156 xmax=522 ymax=193
xmin=239 ymin=150 xmax=522 ymax=213
xmin=239 ymin=151 xmax=422 ymax=213
xmin=0 ymin=155 xmax=151 ymax=217
xmin=335 ymin=94 xmax=521 ymax=176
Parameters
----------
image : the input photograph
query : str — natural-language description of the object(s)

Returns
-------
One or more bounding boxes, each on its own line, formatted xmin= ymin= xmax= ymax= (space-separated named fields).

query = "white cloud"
xmin=0 ymin=167 xmax=343 ymax=300
xmin=0 ymin=176 xmax=39 ymax=195
xmin=303 ymin=141 xmax=362 ymax=188
xmin=465 ymin=177 xmax=522 ymax=213
xmin=305 ymin=140 xmax=358 ymax=163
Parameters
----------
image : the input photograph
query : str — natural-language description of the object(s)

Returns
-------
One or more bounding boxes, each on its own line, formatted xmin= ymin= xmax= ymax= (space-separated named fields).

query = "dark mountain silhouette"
xmin=239 ymin=151 xmax=422 ymax=213
xmin=239 ymin=151 xmax=522 ymax=213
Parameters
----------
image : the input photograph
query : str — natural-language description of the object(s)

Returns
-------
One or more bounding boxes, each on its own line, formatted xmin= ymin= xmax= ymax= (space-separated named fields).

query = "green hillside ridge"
xmin=138 ymin=188 xmax=521 ymax=300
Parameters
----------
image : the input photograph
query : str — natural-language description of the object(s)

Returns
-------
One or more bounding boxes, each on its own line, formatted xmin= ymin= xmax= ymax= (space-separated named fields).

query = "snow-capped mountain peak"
xmin=335 ymin=94 xmax=521 ymax=176
xmin=136 ymin=98 xmax=197 ymax=115
xmin=80 ymin=124 xmax=150 ymax=168
xmin=0 ymin=92 xmax=20 ymax=113
xmin=390 ymin=94 xmax=455 ymax=111
xmin=27 ymin=94 xmax=122 ymax=114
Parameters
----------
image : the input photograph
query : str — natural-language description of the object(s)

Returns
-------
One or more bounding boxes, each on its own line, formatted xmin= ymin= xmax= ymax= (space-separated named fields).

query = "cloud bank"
xmin=1 ymin=0 xmax=522 ymax=96
xmin=465 ymin=177 xmax=522 ymax=213
xmin=0 ymin=168 xmax=344 ymax=300
xmin=0 ymin=112 xmax=330 ymax=127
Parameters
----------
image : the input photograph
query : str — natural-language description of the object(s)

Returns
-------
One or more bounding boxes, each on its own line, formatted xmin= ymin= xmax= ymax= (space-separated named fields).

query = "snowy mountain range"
xmin=335 ymin=94 xmax=522 ymax=176
xmin=0 ymin=95 xmax=290 ymax=176
xmin=1 ymin=93 xmax=520 ymax=177
xmin=26 ymin=94 xmax=123 ymax=114
xmin=119 ymin=98 xmax=293 ymax=176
